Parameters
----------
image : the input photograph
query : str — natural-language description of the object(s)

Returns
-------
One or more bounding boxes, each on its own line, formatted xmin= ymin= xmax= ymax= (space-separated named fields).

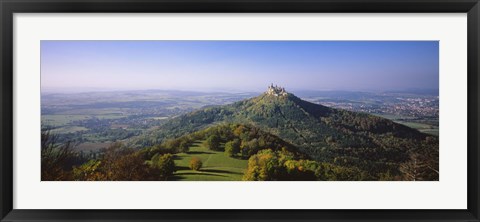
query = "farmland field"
xmin=51 ymin=126 xmax=89 ymax=134
xmin=42 ymin=114 xmax=92 ymax=126
xmin=395 ymin=121 xmax=439 ymax=136
xmin=172 ymin=141 xmax=248 ymax=181
xmin=40 ymin=41 xmax=440 ymax=182
xmin=373 ymin=115 xmax=439 ymax=136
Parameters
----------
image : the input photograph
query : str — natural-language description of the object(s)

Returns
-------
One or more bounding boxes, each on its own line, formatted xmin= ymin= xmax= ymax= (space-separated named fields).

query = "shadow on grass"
xmin=175 ymin=166 xmax=190 ymax=171
xmin=175 ymin=172 xmax=228 ymax=178
xmin=202 ymin=169 xmax=243 ymax=175
xmin=173 ymin=155 xmax=183 ymax=160
xmin=187 ymin=151 xmax=215 ymax=155
xmin=169 ymin=175 xmax=186 ymax=180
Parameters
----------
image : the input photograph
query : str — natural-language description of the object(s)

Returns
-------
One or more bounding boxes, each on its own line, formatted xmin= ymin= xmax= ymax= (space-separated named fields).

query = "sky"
xmin=41 ymin=41 xmax=439 ymax=93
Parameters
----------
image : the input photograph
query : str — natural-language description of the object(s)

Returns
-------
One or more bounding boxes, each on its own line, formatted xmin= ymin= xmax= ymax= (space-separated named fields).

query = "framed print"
xmin=1 ymin=0 xmax=479 ymax=221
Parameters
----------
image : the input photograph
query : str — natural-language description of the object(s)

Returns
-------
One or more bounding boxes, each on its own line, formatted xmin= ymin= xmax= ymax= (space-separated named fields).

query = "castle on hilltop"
xmin=266 ymin=84 xmax=288 ymax=96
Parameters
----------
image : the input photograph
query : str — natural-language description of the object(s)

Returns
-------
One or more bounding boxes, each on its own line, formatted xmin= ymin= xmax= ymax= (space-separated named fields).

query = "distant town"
xmin=298 ymin=90 xmax=439 ymax=136
xmin=312 ymin=95 xmax=438 ymax=119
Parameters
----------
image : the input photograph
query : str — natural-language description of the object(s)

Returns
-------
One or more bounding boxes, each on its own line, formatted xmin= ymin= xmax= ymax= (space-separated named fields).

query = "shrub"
xmin=189 ymin=157 xmax=203 ymax=171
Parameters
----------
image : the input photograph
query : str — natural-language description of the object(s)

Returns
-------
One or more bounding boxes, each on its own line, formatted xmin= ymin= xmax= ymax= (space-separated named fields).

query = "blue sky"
xmin=41 ymin=41 xmax=439 ymax=92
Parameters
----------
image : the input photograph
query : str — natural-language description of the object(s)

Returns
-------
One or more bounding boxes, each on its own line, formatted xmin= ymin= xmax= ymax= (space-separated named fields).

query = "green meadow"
xmin=172 ymin=141 xmax=248 ymax=181
xmin=374 ymin=114 xmax=438 ymax=136
xmin=395 ymin=121 xmax=439 ymax=136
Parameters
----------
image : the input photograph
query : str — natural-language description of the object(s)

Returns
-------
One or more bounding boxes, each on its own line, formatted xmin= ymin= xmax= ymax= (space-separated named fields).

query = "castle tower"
xmin=266 ymin=84 xmax=288 ymax=96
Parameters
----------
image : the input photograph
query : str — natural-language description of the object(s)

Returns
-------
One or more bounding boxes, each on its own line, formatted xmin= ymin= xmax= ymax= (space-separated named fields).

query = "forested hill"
xmin=132 ymin=90 xmax=439 ymax=180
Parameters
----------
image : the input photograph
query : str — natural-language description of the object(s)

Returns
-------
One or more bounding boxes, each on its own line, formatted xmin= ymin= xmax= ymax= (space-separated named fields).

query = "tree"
xmin=400 ymin=148 xmax=438 ymax=181
xmin=240 ymin=138 xmax=260 ymax=157
xmin=204 ymin=134 xmax=221 ymax=151
xmin=224 ymin=139 xmax=240 ymax=157
xmin=88 ymin=142 xmax=161 ymax=181
xmin=189 ymin=157 xmax=203 ymax=171
xmin=243 ymin=149 xmax=322 ymax=181
xmin=41 ymin=130 xmax=77 ymax=181
xmin=72 ymin=142 xmax=175 ymax=181
xmin=379 ymin=170 xmax=395 ymax=181
xmin=150 ymin=153 xmax=176 ymax=180
xmin=233 ymin=125 xmax=245 ymax=137
xmin=104 ymin=148 xmax=149 ymax=180
xmin=400 ymin=153 xmax=423 ymax=181
xmin=163 ymin=139 xmax=181 ymax=153
xmin=243 ymin=149 xmax=277 ymax=181
xmin=73 ymin=159 xmax=106 ymax=181
xmin=178 ymin=141 xmax=190 ymax=153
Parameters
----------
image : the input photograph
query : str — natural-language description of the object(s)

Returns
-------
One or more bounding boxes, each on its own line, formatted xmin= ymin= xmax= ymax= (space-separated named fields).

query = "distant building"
xmin=266 ymin=84 xmax=288 ymax=96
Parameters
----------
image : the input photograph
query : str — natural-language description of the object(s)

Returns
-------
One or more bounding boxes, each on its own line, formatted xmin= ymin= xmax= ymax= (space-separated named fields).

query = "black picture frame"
xmin=1 ymin=0 xmax=479 ymax=221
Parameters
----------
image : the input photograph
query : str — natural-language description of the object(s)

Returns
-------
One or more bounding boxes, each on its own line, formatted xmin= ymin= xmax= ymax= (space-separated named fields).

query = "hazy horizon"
xmin=41 ymin=41 xmax=439 ymax=92
xmin=40 ymin=86 xmax=439 ymax=96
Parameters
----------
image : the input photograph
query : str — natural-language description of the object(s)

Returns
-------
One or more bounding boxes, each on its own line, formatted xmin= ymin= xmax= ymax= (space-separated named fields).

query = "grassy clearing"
xmin=418 ymin=129 xmax=439 ymax=136
xmin=396 ymin=121 xmax=433 ymax=129
xmin=172 ymin=141 xmax=248 ymax=181
xmin=395 ymin=121 xmax=439 ymax=136
xmin=373 ymin=114 xmax=439 ymax=136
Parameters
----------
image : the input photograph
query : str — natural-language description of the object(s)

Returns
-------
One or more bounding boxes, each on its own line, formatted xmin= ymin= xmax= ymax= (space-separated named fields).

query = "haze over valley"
xmin=41 ymin=41 xmax=439 ymax=181
xmin=42 ymin=88 xmax=439 ymax=151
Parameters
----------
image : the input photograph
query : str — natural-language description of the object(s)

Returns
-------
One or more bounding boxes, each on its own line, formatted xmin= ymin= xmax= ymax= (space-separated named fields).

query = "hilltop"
xmin=132 ymin=85 xmax=439 ymax=180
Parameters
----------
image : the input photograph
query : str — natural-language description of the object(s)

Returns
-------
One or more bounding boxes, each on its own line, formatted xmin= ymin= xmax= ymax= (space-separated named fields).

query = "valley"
xmin=41 ymin=88 xmax=439 ymax=181
xmin=42 ymin=89 xmax=439 ymax=152
xmin=39 ymin=41 xmax=440 ymax=182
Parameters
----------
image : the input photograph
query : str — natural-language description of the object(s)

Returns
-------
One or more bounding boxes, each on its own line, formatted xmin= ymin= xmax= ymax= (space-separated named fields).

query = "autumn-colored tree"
xmin=233 ymin=125 xmax=245 ymax=137
xmin=242 ymin=149 xmax=362 ymax=181
xmin=104 ymin=150 xmax=150 ymax=180
xmin=243 ymin=149 xmax=277 ymax=181
xmin=189 ymin=157 xmax=203 ymax=171
xmin=73 ymin=142 xmax=163 ymax=181
xmin=72 ymin=159 xmax=106 ymax=181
